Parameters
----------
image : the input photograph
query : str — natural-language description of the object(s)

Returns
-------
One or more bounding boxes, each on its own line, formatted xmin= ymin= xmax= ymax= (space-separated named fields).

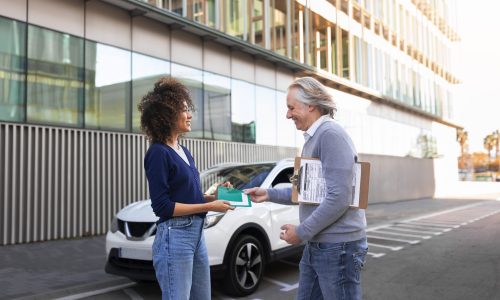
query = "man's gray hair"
xmin=288 ymin=77 xmax=337 ymax=117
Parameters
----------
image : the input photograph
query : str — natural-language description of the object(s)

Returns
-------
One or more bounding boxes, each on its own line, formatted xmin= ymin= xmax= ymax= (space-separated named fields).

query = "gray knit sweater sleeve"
xmin=267 ymin=187 xmax=293 ymax=205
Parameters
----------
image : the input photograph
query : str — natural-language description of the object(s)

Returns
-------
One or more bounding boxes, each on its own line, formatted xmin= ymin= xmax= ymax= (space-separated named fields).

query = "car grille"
xmin=118 ymin=220 xmax=156 ymax=239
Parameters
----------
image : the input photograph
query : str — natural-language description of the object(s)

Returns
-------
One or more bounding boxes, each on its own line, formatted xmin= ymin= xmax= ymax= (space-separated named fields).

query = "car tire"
xmin=222 ymin=234 xmax=265 ymax=296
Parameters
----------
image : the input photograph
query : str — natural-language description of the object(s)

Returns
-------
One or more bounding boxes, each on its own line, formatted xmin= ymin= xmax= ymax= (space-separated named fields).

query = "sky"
xmin=454 ymin=0 xmax=500 ymax=153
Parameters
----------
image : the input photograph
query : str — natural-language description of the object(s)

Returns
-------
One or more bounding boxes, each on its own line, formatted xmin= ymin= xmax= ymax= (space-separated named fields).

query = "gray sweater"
xmin=267 ymin=119 xmax=366 ymax=243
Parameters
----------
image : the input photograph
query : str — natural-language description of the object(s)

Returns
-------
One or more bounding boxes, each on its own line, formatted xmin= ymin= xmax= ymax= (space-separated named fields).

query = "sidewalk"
xmin=1 ymin=193 xmax=499 ymax=300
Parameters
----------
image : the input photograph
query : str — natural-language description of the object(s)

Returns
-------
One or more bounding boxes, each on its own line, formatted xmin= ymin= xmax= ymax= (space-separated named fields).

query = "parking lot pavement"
xmin=0 ymin=236 xmax=131 ymax=300
xmin=0 ymin=196 xmax=496 ymax=300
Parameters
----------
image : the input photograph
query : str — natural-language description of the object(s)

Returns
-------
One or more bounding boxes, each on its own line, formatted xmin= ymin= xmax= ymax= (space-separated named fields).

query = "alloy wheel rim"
xmin=234 ymin=242 xmax=262 ymax=289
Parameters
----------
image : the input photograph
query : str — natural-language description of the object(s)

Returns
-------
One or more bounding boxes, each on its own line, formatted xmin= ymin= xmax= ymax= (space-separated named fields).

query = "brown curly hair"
xmin=138 ymin=77 xmax=194 ymax=143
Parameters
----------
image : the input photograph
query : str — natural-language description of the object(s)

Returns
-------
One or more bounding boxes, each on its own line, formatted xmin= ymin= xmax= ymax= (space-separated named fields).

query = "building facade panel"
xmin=203 ymin=41 xmax=231 ymax=76
xmin=85 ymin=1 xmax=131 ymax=49
xmin=255 ymin=59 xmax=277 ymax=89
xmin=230 ymin=51 xmax=256 ymax=83
xmin=132 ymin=16 xmax=170 ymax=60
xmin=170 ymin=29 xmax=203 ymax=69
xmin=0 ymin=0 xmax=26 ymax=21
xmin=28 ymin=0 xmax=84 ymax=37
xmin=276 ymin=67 xmax=295 ymax=92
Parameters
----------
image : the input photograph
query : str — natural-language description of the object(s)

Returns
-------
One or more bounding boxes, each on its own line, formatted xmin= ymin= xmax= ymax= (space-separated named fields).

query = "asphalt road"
xmin=65 ymin=199 xmax=500 ymax=300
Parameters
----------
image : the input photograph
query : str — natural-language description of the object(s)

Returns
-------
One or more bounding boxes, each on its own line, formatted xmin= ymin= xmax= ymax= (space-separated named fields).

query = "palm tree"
xmin=484 ymin=134 xmax=494 ymax=157
xmin=493 ymin=129 xmax=499 ymax=158
xmin=456 ymin=129 xmax=468 ymax=155
xmin=484 ymin=134 xmax=495 ymax=172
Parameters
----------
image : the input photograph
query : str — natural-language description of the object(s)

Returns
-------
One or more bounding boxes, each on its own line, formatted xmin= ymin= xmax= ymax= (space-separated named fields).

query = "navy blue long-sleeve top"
xmin=144 ymin=143 xmax=206 ymax=223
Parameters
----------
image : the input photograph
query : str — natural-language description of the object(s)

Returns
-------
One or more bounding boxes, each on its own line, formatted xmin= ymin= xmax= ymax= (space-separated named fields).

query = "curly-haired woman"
xmin=139 ymin=77 xmax=233 ymax=300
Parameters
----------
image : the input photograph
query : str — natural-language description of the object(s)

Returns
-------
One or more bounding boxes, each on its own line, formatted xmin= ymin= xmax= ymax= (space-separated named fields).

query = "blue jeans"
xmin=152 ymin=215 xmax=210 ymax=300
xmin=296 ymin=237 xmax=368 ymax=300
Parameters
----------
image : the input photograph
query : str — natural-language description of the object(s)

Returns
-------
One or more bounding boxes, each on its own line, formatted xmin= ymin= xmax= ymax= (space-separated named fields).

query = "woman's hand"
xmin=204 ymin=181 xmax=233 ymax=197
xmin=209 ymin=200 xmax=234 ymax=212
xmin=220 ymin=181 xmax=233 ymax=188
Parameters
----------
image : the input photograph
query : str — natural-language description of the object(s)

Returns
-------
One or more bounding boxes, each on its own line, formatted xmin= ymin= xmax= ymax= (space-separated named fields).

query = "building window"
xmin=132 ymin=53 xmax=170 ymax=132
xmin=249 ymin=0 xmax=265 ymax=47
xmin=171 ymin=63 xmax=204 ymax=138
xmin=169 ymin=0 xmax=184 ymax=16
xmin=276 ymin=90 xmax=296 ymax=147
xmin=0 ymin=17 xmax=25 ymax=122
xmin=255 ymin=85 xmax=277 ymax=145
xmin=203 ymin=71 xmax=231 ymax=140
xmin=85 ymin=42 xmax=131 ymax=131
xmin=270 ymin=0 xmax=288 ymax=56
xmin=331 ymin=24 xmax=338 ymax=75
xmin=341 ymin=29 xmax=349 ymax=79
xmin=27 ymin=25 xmax=84 ymax=127
xmin=206 ymin=0 xmax=216 ymax=28
xmin=231 ymin=79 xmax=255 ymax=143
xmin=291 ymin=1 xmax=305 ymax=63
xmin=353 ymin=36 xmax=363 ymax=85
xmin=222 ymin=0 xmax=246 ymax=40
xmin=187 ymin=0 xmax=206 ymax=23
xmin=310 ymin=13 xmax=329 ymax=71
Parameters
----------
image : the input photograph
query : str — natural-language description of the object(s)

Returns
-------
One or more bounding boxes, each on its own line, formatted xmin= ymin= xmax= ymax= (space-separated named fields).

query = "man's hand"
xmin=243 ymin=187 xmax=269 ymax=203
xmin=280 ymin=224 xmax=302 ymax=245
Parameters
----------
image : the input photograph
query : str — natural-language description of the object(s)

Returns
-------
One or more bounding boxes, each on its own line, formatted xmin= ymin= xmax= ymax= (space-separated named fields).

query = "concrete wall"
xmin=359 ymin=154 xmax=436 ymax=204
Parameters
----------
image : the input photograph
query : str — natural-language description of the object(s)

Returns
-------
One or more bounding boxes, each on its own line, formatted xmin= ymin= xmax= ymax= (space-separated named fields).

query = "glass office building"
xmin=0 ymin=0 xmax=461 ymax=245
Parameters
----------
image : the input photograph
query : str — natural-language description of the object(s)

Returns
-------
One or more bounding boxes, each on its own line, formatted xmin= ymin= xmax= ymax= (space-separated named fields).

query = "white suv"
xmin=105 ymin=158 xmax=301 ymax=296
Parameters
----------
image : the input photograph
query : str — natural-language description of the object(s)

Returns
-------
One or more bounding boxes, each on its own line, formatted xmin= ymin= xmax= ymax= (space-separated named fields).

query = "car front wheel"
xmin=222 ymin=234 xmax=265 ymax=296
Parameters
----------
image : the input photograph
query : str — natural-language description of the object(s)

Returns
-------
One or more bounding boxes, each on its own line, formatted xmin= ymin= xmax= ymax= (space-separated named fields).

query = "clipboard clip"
xmin=290 ymin=166 xmax=303 ymax=193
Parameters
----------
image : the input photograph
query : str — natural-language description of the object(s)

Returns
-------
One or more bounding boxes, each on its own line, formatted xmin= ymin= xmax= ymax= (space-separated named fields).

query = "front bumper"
xmin=105 ymin=247 xmax=227 ymax=281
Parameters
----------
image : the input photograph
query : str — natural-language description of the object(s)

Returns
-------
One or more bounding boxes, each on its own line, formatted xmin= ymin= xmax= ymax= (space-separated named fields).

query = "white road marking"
xmin=367 ymin=243 xmax=404 ymax=251
xmin=412 ymin=219 xmax=463 ymax=225
xmin=380 ymin=226 xmax=443 ymax=235
xmin=263 ymin=277 xmax=299 ymax=291
xmin=367 ymin=252 xmax=386 ymax=258
xmin=367 ymin=235 xmax=420 ymax=244
xmin=124 ymin=288 xmax=143 ymax=300
xmin=366 ymin=202 xmax=486 ymax=233
xmin=53 ymin=282 xmax=136 ymax=300
xmin=403 ymin=221 xmax=460 ymax=228
xmin=373 ymin=229 xmax=432 ymax=239
xmin=393 ymin=223 xmax=450 ymax=232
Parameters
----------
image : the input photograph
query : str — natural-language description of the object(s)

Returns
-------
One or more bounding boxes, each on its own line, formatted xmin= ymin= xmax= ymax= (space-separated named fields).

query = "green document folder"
xmin=216 ymin=186 xmax=252 ymax=207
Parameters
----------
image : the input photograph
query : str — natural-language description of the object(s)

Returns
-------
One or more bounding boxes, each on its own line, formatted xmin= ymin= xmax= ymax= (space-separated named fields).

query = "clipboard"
xmin=291 ymin=157 xmax=370 ymax=209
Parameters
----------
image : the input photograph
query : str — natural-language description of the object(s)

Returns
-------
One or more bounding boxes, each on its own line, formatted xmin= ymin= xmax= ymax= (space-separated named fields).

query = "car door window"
xmin=271 ymin=167 xmax=294 ymax=187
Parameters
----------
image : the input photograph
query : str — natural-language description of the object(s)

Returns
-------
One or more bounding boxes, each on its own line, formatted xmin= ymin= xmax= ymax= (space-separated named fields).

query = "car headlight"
xmin=110 ymin=216 xmax=119 ymax=233
xmin=204 ymin=213 xmax=225 ymax=229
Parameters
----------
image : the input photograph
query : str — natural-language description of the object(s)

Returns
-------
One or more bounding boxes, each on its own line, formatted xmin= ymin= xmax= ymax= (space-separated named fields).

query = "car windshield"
xmin=201 ymin=163 xmax=276 ymax=193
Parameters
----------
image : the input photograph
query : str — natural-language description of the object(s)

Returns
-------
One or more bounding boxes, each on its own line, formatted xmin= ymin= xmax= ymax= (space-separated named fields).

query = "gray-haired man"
xmin=244 ymin=77 xmax=368 ymax=300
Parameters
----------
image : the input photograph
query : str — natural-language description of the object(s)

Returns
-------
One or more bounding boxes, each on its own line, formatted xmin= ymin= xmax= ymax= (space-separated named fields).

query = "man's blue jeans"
xmin=296 ymin=237 xmax=368 ymax=300
xmin=152 ymin=215 xmax=210 ymax=300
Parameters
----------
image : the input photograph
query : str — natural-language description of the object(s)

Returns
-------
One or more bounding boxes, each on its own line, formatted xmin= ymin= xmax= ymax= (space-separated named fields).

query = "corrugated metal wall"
xmin=0 ymin=123 xmax=298 ymax=245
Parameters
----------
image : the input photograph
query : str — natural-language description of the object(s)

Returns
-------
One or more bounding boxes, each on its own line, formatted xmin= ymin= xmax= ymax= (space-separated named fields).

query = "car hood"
xmin=116 ymin=199 xmax=221 ymax=222
xmin=117 ymin=200 xmax=157 ymax=223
